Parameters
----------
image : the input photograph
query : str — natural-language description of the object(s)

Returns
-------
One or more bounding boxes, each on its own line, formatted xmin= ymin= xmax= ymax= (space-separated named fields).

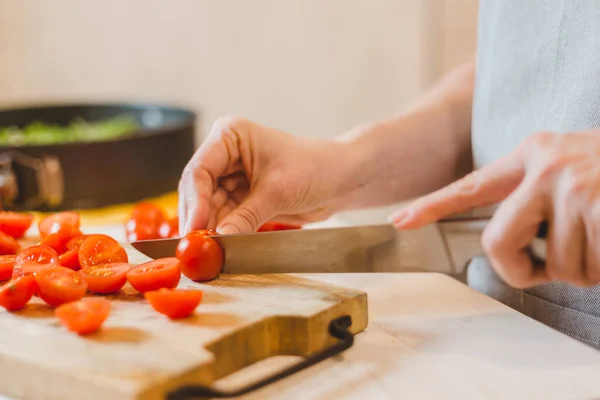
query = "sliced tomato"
xmin=0 ymin=275 xmax=36 ymax=311
xmin=126 ymin=257 xmax=181 ymax=293
xmin=130 ymin=202 xmax=165 ymax=228
xmin=35 ymin=266 xmax=87 ymax=307
xmin=158 ymin=217 xmax=179 ymax=238
xmin=15 ymin=245 xmax=58 ymax=269
xmin=66 ymin=234 xmax=90 ymax=251
xmin=38 ymin=211 xmax=81 ymax=238
xmin=78 ymin=234 xmax=128 ymax=268
xmin=0 ymin=255 xmax=16 ymax=281
xmin=78 ymin=263 xmax=131 ymax=294
xmin=40 ymin=231 xmax=76 ymax=254
xmin=58 ymin=249 xmax=81 ymax=271
xmin=0 ymin=231 xmax=20 ymax=255
xmin=55 ymin=298 xmax=110 ymax=335
xmin=145 ymin=288 xmax=203 ymax=319
xmin=176 ymin=231 xmax=224 ymax=282
xmin=125 ymin=219 xmax=159 ymax=242
xmin=257 ymin=222 xmax=302 ymax=232
xmin=0 ymin=212 xmax=34 ymax=238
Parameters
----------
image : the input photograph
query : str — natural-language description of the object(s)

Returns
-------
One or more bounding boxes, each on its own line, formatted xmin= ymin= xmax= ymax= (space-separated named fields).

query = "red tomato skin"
xmin=176 ymin=232 xmax=224 ymax=282
xmin=130 ymin=202 xmax=165 ymax=228
xmin=145 ymin=289 xmax=203 ymax=319
xmin=55 ymin=298 xmax=110 ymax=335
xmin=35 ymin=266 xmax=88 ymax=307
xmin=125 ymin=219 xmax=159 ymax=241
xmin=78 ymin=263 xmax=130 ymax=294
xmin=38 ymin=211 xmax=81 ymax=238
xmin=66 ymin=235 xmax=89 ymax=251
xmin=158 ymin=217 xmax=179 ymax=238
xmin=58 ymin=249 xmax=81 ymax=271
xmin=126 ymin=258 xmax=181 ymax=293
xmin=0 ymin=275 xmax=36 ymax=311
xmin=0 ymin=255 xmax=16 ymax=281
xmin=40 ymin=231 xmax=74 ymax=254
xmin=78 ymin=235 xmax=128 ymax=268
xmin=257 ymin=222 xmax=302 ymax=232
xmin=0 ymin=212 xmax=34 ymax=238
xmin=0 ymin=231 xmax=20 ymax=255
xmin=15 ymin=245 xmax=58 ymax=268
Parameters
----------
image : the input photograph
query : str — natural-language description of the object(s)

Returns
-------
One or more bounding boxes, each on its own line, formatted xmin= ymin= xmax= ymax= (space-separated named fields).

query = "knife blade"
xmin=130 ymin=217 xmax=547 ymax=274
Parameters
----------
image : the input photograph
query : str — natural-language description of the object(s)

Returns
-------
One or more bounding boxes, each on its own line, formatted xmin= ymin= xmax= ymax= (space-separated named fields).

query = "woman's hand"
xmin=178 ymin=116 xmax=357 ymax=235
xmin=391 ymin=131 xmax=600 ymax=289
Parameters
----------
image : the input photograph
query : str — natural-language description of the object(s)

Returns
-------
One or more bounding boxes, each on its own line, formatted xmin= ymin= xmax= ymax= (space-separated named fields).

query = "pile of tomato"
xmin=0 ymin=202 xmax=301 ymax=337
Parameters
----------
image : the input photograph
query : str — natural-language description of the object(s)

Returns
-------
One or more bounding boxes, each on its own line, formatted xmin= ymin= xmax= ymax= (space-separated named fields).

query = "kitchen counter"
xmin=2 ymin=218 xmax=600 ymax=399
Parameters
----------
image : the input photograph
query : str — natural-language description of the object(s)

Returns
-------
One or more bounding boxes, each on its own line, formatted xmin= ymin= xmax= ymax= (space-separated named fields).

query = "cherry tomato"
xmin=35 ymin=266 xmax=88 ymax=307
xmin=0 ymin=255 xmax=16 ymax=281
xmin=125 ymin=218 xmax=159 ymax=241
xmin=176 ymin=231 xmax=224 ymax=282
xmin=0 ymin=212 xmax=34 ymax=238
xmin=257 ymin=222 xmax=302 ymax=232
xmin=14 ymin=245 xmax=58 ymax=270
xmin=78 ymin=234 xmax=128 ymax=268
xmin=159 ymin=217 xmax=179 ymax=238
xmin=0 ymin=275 xmax=36 ymax=311
xmin=145 ymin=288 xmax=203 ymax=319
xmin=0 ymin=231 xmax=20 ymax=255
xmin=78 ymin=263 xmax=131 ymax=294
xmin=58 ymin=249 xmax=81 ymax=271
xmin=130 ymin=202 xmax=165 ymax=228
xmin=40 ymin=231 xmax=75 ymax=254
xmin=38 ymin=211 xmax=81 ymax=238
xmin=126 ymin=257 xmax=181 ymax=293
xmin=55 ymin=298 xmax=110 ymax=335
xmin=66 ymin=234 xmax=90 ymax=251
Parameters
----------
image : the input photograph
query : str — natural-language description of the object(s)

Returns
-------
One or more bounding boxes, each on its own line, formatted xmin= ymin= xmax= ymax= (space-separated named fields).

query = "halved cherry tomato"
xmin=0 ymin=255 xmax=16 ymax=281
xmin=58 ymin=249 xmax=81 ymax=271
xmin=15 ymin=245 xmax=58 ymax=268
xmin=158 ymin=217 xmax=179 ymax=238
xmin=0 ymin=231 xmax=20 ymax=255
xmin=126 ymin=257 xmax=181 ymax=293
xmin=145 ymin=288 xmax=203 ymax=319
xmin=78 ymin=263 xmax=131 ymax=294
xmin=176 ymin=231 xmax=224 ymax=282
xmin=66 ymin=234 xmax=90 ymax=251
xmin=125 ymin=219 xmax=159 ymax=242
xmin=257 ymin=222 xmax=302 ymax=232
xmin=38 ymin=211 xmax=81 ymax=238
xmin=35 ymin=266 xmax=87 ymax=307
xmin=78 ymin=235 xmax=128 ymax=268
xmin=0 ymin=212 xmax=34 ymax=238
xmin=55 ymin=298 xmax=110 ymax=335
xmin=0 ymin=275 xmax=36 ymax=311
xmin=40 ymin=231 xmax=75 ymax=254
xmin=130 ymin=202 xmax=165 ymax=228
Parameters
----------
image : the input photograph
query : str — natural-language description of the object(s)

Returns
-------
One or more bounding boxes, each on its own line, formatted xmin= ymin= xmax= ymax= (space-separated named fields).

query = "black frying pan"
xmin=0 ymin=103 xmax=196 ymax=211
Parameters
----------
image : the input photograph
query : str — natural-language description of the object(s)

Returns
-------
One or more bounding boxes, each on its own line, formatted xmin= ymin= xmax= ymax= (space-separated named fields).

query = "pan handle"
xmin=167 ymin=315 xmax=354 ymax=399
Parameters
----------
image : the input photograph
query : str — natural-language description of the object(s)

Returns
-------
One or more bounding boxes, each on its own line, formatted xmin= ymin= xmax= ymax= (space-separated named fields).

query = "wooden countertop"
xmin=3 ymin=218 xmax=600 ymax=399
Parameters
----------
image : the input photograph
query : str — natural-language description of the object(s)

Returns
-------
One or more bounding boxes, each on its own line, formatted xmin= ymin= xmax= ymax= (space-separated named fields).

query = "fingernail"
xmin=183 ymin=221 xmax=191 ymax=235
xmin=388 ymin=208 xmax=411 ymax=225
xmin=217 ymin=224 xmax=238 ymax=235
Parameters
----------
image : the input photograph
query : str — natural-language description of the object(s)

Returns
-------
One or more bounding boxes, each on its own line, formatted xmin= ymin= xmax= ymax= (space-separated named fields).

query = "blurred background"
xmin=0 ymin=0 xmax=478 ymax=223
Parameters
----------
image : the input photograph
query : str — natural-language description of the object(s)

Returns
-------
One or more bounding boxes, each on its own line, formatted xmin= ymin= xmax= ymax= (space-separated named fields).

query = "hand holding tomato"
xmin=178 ymin=117 xmax=357 ymax=235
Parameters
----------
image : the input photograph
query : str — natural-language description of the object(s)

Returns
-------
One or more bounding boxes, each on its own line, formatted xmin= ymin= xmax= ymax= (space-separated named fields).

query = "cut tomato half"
xmin=0 ymin=212 xmax=34 ymax=238
xmin=15 ymin=245 xmax=58 ymax=269
xmin=66 ymin=234 xmax=89 ymax=251
xmin=38 ymin=211 xmax=81 ymax=238
xmin=145 ymin=288 xmax=203 ymax=319
xmin=40 ymin=231 xmax=75 ymax=254
xmin=78 ymin=234 xmax=128 ymax=268
xmin=78 ymin=263 xmax=131 ymax=294
xmin=58 ymin=249 xmax=81 ymax=271
xmin=0 ymin=231 xmax=20 ymax=255
xmin=0 ymin=275 xmax=36 ymax=311
xmin=35 ymin=266 xmax=88 ymax=307
xmin=126 ymin=257 xmax=181 ymax=293
xmin=0 ymin=255 xmax=16 ymax=281
xmin=55 ymin=298 xmax=110 ymax=335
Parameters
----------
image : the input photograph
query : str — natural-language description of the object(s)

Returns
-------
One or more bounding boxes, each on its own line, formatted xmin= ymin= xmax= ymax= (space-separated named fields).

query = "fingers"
xmin=390 ymin=148 xmax=526 ymax=229
xmin=481 ymin=177 xmax=550 ymax=289
xmin=216 ymin=191 xmax=273 ymax=234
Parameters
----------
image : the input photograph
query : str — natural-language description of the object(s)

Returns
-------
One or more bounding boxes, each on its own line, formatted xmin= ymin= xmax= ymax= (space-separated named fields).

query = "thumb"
xmin=216 ymin=193 xmax=274 ymax=234
xmin=390 ymin=149 xmax=526 ymax=229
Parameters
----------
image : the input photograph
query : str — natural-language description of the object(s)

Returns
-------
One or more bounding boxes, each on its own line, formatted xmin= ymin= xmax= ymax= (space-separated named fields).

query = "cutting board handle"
xmin=167 ymin=315 xmax=354 ymax=399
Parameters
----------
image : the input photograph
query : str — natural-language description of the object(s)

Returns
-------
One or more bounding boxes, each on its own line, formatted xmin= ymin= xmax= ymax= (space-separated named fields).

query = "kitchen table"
xmin=2 ymin=215 xmax=600 ymax=399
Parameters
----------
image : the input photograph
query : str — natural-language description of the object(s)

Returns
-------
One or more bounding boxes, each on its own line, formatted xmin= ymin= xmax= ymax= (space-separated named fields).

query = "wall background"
xmin=0 ymin=0 xmax=478 ymax=223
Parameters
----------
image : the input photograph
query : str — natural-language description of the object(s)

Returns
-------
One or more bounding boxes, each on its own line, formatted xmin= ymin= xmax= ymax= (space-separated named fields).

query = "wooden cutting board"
xmin=0 ymin=243 xmax=368 ymax=400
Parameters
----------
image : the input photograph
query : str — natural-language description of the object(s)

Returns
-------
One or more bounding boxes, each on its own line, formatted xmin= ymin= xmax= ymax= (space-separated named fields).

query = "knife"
xmin=130 ymin=216 xmax=548 ymax=274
